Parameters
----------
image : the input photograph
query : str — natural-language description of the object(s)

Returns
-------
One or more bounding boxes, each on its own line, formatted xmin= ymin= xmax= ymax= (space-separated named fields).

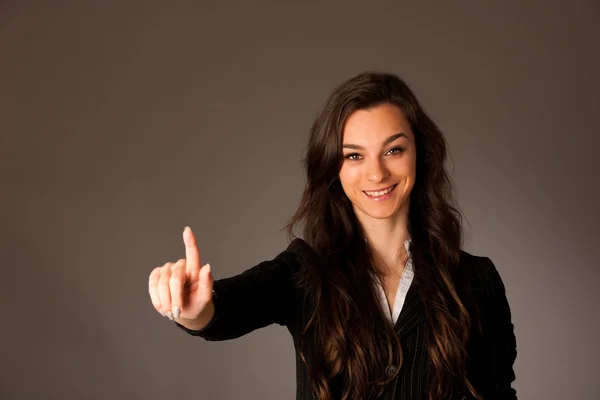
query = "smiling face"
xmin=339 ymin=103 xmax=417 ymax=225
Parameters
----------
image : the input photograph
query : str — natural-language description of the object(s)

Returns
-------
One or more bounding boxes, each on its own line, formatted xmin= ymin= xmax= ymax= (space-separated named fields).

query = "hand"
xmin=148 ymin=226 xmax=214 ymax=321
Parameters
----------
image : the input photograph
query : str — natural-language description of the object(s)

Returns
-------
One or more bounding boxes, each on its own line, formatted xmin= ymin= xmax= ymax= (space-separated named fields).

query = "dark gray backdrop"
xmin=1 ymin=1 xmax=598 ymax=399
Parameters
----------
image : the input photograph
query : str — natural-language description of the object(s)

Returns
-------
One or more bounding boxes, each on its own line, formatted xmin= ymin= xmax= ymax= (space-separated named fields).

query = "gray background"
xmin=1 ymin=1 xmax=598 ymax=399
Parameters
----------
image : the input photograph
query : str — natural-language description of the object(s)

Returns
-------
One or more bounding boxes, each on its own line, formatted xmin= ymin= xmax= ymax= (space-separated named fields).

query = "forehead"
xmin=342 ymin=103 xmax=412 ymax=143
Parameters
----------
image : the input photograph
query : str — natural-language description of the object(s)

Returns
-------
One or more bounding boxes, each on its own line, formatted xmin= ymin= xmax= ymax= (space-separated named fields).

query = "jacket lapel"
xmin=394 ymin=282 xmax=426 ymax=338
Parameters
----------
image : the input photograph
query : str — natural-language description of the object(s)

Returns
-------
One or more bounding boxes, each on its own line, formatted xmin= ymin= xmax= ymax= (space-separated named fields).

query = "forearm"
xmin=173 ymin=241 xmax=304 ymax=340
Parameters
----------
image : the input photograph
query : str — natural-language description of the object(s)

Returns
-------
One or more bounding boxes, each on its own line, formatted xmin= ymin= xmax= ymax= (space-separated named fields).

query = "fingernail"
xmin=159 ymin=310 xmax=166 ymax=317
xmin=166 ymin=311 xmax=174 ymax=320
xmin=172 ymin=306 xmax=180 ymax=319
xmin=206 ymin=263 xmax=211 ymax=274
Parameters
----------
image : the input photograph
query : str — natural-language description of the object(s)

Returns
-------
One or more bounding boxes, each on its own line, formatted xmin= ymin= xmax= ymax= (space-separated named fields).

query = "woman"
xmin=148 ymin=72 xmax=517 ymax=400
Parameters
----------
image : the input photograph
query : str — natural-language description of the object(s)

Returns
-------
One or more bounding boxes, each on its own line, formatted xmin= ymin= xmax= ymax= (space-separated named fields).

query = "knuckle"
xmin=157 ymin=281 xmax=170 ymax=289
xmin=149 ymin=269 xmax=160 ymax=281
xmin=173 ymin=262 xmax=184 ymax=272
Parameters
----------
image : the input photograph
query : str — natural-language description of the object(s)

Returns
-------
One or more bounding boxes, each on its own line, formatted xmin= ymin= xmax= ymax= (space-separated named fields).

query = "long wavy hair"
xmin=284 ymin=71 xmax=481 ymax=400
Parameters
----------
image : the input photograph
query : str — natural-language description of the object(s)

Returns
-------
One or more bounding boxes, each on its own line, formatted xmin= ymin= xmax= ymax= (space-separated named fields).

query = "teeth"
xmin=365 ymin=185 xmax=394 ymax=197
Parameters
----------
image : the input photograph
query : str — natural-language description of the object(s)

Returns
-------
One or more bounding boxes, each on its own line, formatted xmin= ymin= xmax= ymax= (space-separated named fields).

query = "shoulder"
xmin=456 ymin=250 xmax=508 ymax=298
xmin=456 ymin=250 xmax=514 ymax=340
xmin=284 ymin=237 xmax=321 ymax=267
xmin=285 ymin=237 xmax=313 ymax=255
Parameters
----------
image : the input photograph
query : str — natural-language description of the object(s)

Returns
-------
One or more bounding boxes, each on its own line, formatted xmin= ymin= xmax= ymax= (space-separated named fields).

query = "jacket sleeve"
xmin=174 ymin=239 xmax=304 ymax=341
xmin=479 ymin=257 xmax=518 ymax=400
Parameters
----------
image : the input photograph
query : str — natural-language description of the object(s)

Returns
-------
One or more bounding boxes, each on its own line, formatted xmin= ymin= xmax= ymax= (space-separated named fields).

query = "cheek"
xmin=405 ymin=166 xmax=416 ymax=182
xmin=403 ymin=165 xmax=417 ymax=193
xmin=338 ymin=166 xmax=360 ymax=195
xmin=391 ymin=159 xmax=415 ymax=178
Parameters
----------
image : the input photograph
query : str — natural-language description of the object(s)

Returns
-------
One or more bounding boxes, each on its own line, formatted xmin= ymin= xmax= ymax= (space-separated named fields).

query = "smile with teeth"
xmin=364 ymin=184 xmax=396 ymax=198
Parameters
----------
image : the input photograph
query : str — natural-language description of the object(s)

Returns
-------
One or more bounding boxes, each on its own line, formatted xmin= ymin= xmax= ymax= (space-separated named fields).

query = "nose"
xmin=366 ymin=158 xmax=389 ymax=183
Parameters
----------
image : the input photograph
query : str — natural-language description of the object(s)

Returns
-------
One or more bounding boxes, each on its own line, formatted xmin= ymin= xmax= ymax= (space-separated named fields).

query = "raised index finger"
xmin=183 ymin=226 xmax=201 ymax=278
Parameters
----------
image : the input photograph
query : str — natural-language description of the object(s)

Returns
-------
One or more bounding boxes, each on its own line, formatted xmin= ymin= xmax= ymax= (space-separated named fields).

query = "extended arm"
xmin=175 ymin=241 xmax=303 ymax=341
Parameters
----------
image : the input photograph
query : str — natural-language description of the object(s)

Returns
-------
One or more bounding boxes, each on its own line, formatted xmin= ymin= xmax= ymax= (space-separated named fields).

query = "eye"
xmin=344 ymin=153 xmax=362 ymax=161
xmin=387 ymin=147 xmax=406 ymax=155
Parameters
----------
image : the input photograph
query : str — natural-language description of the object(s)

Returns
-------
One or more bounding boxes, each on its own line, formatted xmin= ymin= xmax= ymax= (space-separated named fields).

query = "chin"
xmin=368 ymin=212 xmax=399 ymax=220
xmin=361 ymin=206 xmax=401 ymax=220
xmin=358 ymin=198 xmax=408 ymax=220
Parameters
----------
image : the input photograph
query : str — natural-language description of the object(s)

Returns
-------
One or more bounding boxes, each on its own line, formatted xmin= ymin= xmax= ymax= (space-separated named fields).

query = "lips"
xmin=364 ymin=184 xmax=396 ymax=193
xmin=363 ymin=184 xmax=397 ymax=198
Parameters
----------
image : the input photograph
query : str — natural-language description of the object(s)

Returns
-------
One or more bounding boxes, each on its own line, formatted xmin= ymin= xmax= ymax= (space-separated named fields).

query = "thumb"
xmin=199 ymin=263 xmax=214 ymax=300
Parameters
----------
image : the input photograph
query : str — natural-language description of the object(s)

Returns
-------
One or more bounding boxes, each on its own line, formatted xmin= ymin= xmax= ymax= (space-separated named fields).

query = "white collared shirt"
xmin=374 ymin=238 xmax=414 ymax=325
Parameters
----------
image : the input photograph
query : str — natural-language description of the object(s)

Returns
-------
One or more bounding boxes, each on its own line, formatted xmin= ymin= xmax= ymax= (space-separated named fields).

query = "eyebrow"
xmin=342 ymin=132 xmax=408 ymax=150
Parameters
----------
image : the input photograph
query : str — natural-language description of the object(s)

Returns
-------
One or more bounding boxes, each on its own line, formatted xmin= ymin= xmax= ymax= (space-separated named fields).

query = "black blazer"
xmin=176 ymin=238 xmax=517 ymax=400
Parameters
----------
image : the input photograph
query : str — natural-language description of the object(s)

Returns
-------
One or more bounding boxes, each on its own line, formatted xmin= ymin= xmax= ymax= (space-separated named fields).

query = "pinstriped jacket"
xmin=176 ymin=238 xmax=517 ymax=399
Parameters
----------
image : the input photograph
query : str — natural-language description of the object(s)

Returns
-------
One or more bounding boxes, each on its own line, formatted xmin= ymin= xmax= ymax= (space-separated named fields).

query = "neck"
xmin=357 ymin=208 xmax=410 ymax=270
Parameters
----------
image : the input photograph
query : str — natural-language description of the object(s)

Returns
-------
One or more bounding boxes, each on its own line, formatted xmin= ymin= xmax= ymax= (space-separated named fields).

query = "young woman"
xmin=148 ymin=72 xmax=517 ymax=400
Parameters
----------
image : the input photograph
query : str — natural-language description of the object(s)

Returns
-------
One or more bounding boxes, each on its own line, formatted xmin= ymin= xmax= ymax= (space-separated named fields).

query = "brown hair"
xmin=285 ymin=71 xmax=481 ymax=400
